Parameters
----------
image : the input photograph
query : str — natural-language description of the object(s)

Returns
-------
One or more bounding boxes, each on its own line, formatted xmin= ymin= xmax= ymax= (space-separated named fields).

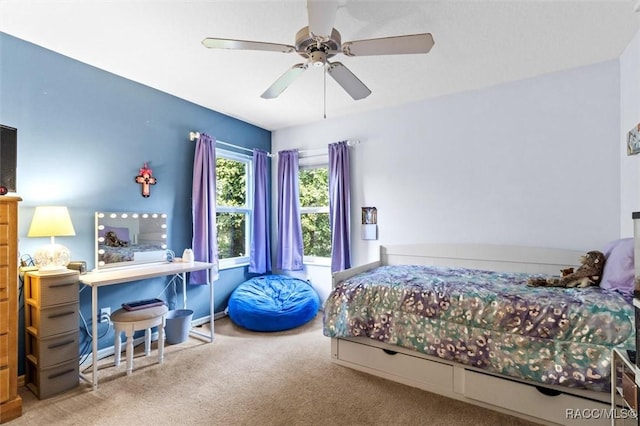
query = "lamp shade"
xmin=28 ymin=206 xmax=76 ymax=238
xmin=28 ymin=206 xmax=76 ymax=274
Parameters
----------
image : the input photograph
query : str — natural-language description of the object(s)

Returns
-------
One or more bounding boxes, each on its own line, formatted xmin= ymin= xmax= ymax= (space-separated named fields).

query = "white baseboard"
xmin=193 ymin=311 xmax=227 ymax=326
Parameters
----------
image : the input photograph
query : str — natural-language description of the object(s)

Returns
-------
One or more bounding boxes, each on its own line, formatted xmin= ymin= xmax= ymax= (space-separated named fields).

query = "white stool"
xmin=111 ymin=304 xmax=168 ymax=375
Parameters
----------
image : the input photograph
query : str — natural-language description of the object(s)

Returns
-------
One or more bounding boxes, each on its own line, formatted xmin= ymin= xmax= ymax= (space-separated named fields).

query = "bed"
xmin=323 ymin=243 xmax=635 ymax=426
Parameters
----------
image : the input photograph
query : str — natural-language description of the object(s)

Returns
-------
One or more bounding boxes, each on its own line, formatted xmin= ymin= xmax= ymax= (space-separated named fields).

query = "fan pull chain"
xmin=323 ymin=64 xmax=327 ymax=119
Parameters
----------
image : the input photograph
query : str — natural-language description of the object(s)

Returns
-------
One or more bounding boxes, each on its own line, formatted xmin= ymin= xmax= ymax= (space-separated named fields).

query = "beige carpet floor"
xmin=12 ymin=315 xmax=537 ymax=426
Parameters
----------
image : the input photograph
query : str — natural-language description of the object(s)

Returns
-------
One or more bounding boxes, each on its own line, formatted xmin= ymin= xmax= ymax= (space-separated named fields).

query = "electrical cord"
xmin=78 ymin=308 xmax=113 ymax=368
xmin=158 ymin=275 xmax=180 ymax=310
xmin=17 ymin=254 xmax=35 ymax=314
xmin=19 ymin=253 xmax=35 ymax=268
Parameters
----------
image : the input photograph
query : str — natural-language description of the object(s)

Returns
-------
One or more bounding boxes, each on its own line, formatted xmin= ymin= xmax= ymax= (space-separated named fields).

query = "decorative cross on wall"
xmin=135 ymin=163 xmax=157 ymax=197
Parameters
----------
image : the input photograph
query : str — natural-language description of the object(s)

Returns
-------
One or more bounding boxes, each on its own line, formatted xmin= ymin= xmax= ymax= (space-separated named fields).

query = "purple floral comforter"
xmin=323 ymin=265 xmax=635 ymax=392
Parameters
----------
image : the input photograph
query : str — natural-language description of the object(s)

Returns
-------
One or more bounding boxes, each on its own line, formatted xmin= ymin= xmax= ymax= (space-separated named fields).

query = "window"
xmin=216 ymin=150 xmax=252 ymax=267
xmin=299 ymin=166 xmax=330 ymax=260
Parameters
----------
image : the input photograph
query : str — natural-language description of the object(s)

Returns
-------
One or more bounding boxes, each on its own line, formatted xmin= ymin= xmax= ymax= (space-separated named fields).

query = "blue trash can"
xmin=165 ymin=309 xmax=193 ymax=344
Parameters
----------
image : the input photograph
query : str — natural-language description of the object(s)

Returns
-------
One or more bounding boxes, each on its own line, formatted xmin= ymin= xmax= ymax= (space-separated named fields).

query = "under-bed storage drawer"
xmin=336 ymin=339 xmax=453 ymax=394
xmin=465 ymin=370 xmax=610 ymax=426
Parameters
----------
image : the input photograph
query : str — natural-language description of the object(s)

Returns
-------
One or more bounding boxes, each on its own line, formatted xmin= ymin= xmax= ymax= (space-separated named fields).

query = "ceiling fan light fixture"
xmin=310 ymin=50 xmax=327 ymax=67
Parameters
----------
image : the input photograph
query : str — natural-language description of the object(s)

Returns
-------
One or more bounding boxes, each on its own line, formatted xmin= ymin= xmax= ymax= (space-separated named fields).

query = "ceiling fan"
xmin=201 ymin=0 xmax=434 ymax=101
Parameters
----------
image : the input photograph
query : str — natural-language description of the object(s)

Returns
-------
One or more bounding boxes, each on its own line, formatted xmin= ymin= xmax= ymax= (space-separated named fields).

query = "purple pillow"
xmin=600 ymin=238 xmax=634 ymax=294
xmin=99 ymin=226 xmax=130 ymax=243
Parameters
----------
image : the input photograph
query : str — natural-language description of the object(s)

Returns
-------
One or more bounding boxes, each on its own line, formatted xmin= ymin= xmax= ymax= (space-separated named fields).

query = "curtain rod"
xmin=188 ymin=131 xmax=272 ymax=156
xmin=297 ymin=139 xmax=360 ymax=157
xmin=188 ymin=131 xmax=359 ymax=158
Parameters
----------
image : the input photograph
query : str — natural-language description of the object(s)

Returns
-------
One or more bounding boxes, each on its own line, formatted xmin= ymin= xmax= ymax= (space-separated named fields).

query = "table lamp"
xmin=27 ymin=206 xmax=76 ymax=273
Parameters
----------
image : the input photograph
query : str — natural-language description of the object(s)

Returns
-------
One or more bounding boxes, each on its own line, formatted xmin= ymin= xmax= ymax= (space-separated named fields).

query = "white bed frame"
xmin=330 ymin=244 xmax=613 ymax=426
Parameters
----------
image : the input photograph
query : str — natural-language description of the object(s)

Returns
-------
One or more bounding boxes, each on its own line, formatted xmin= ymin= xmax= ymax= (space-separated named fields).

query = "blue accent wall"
xmin=0 ymin=33 xmax=271 ymax=374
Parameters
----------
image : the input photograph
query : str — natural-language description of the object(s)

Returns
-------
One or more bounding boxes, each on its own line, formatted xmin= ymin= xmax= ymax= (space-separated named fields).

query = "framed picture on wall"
xmin=627 ymin=123 xmax=640 ymax=156
xmin=362 ymin=207 xmax=377 ymax=224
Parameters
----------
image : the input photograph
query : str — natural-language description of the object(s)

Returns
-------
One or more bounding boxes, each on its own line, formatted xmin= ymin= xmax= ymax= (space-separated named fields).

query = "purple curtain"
xmin=329 ymin=141 xmax=351 ymax=273
xmin=276 ymin=150 xmax=304 ymax=271
xmin=249 ymin=149 xmax=271 ymax=273
xmin=190 ymin=133 xmax=218 ymax=284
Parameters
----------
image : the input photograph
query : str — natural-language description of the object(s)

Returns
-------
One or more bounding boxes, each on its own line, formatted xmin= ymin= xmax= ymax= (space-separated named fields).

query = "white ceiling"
xmin=1 ymin=1 xmax=639 ymax=131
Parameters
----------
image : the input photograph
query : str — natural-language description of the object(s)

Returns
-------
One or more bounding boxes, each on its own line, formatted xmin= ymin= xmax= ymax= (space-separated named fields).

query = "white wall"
xmin=273 ymin=60 xmax=622 ymax=300
xmin=620 ymin=29 xmax=640 ymax=237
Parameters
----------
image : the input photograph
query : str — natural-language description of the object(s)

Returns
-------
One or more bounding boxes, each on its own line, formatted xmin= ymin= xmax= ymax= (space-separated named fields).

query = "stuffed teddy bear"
xmin=560 ymin=267 xmax=574 ymax=277
xmin=527 ymin=251 xmax=605 ymax=288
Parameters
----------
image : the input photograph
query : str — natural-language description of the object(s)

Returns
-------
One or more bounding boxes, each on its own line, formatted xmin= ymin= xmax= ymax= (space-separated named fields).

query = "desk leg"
xmin=92 ymin=285 xmax=98 ymax=390
xmin=209 ymin=269 xmax=214 ymax=341
xmin=181 ymin=272 xmax=187 ymax=310
xmin=183 ymin=270 xmax=214 ymax=343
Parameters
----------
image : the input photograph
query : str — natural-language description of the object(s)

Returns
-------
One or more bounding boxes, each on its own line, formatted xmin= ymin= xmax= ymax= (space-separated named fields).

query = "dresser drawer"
xmin=26 ymin=330 xmax=79 ymax=369
xmin=0 ymin=333 xmax=7 ymax=367
xmin=0 ymin=202 xmax=8 ymax=223
xmin=27 ymin=302 xmax=78 ymax=338
xmin=0 ymin=367 xmax=8 ymax=403
xmin=0 ymin=265 xmax=8 ymax=300
xmin=0 ymin=223 xmax=7 ymax=244
xmin=0 ymin=300 xmax=7 ymax=335
xmin=0 ymin=246 xmax=7 ymax=267
xmin=25 ymin=272 xmax=78 ymax=307
xmin=26 ymin=358 xmax=79 ymax=399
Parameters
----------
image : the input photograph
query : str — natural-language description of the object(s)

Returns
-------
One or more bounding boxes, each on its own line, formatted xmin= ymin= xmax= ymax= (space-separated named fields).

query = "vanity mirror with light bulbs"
xmin=95 ymin=211 xmax=168 ymax=270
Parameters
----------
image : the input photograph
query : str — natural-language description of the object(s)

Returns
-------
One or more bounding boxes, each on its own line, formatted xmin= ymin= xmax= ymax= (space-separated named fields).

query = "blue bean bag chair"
xmin=227 ymin=275 xmax=320 ymax=332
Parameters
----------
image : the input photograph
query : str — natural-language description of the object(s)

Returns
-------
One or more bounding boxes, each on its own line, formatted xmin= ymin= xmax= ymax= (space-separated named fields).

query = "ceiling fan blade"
xmin=327 ymin=62 xmax=371 ymax=100
xmin=342 ymin=33 xmax=434 ymax=57
xmin=202 ymin=38 xmax=295 ymax=53
xmin=261 ymin=63 xmax=308 ymax=99
xmin=307 ymin=0 xmax=338 ymax=40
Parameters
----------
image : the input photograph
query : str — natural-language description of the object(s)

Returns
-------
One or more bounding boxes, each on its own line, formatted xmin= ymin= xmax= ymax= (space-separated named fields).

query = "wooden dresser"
xmin=0 ymin=196 xmax=21 ymax=423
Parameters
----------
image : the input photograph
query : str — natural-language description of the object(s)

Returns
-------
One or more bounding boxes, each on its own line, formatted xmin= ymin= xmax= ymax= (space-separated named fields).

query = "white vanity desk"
xmin=79 ymin=261 xmax=216 ymax=390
